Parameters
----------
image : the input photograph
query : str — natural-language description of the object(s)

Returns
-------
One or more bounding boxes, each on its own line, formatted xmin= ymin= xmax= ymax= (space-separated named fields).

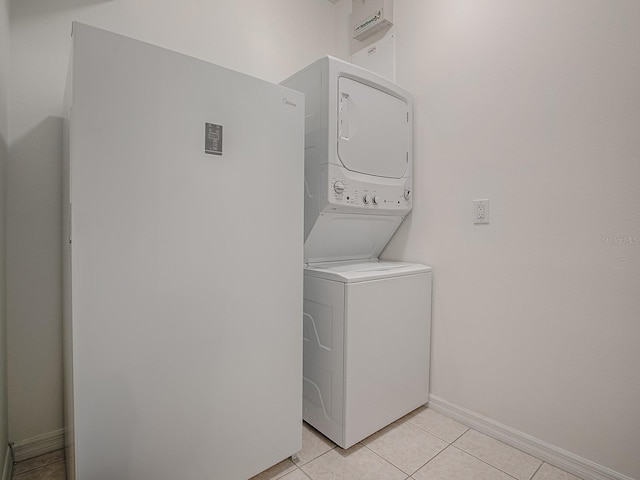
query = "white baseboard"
xmin=428 ymin=395 xmax=633 ymax=480
xmin=2 ymin=446 xmax=13 ymax=480
xmin=10 ymin=428 xmax=65 ymax=463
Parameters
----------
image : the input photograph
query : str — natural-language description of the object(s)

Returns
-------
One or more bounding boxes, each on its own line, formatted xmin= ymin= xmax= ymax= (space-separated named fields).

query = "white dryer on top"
xmin=282 ymin=56 xmax=413 ymax=264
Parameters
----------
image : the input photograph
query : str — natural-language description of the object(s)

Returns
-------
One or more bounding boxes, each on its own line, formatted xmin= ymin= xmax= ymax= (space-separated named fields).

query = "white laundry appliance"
xmin=63 ymin=24 xmax=304 ymax=480
xmin=282 ymin=57 xmax=432 ymax=449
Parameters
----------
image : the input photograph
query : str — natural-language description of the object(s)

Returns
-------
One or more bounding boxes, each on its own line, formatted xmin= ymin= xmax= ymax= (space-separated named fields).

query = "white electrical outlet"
xmin=474 ymin=199 xmax=490 ymax=224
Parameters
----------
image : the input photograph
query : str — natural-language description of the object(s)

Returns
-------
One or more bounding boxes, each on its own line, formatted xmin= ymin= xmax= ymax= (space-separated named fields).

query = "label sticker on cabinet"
xmin=205 ymin=123 xmax=223 ymax=155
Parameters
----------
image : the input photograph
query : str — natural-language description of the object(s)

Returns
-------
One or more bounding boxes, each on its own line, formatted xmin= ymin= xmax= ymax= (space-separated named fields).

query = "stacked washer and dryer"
xmin=283 ymin=57 xmax=432 ymax=449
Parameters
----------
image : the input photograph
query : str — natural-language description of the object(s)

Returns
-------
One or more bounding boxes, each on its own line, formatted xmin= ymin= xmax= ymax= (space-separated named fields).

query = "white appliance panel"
xmin=343 ymin=272 xmax=431 ymax=448
xmin=304 ymin=213 xmax=403 ymax=263
xmin=302 ymin=263 xmax=431 ymax=449
xmin=302 ymin=276 xmax=345 ymax=443
xmin=304 ymin=260 xmax=429 ymax=282
xmin=64 ymin=24 xmax=303 ymax=480
xmin=337 ymin=77 xmax=409 ymax=179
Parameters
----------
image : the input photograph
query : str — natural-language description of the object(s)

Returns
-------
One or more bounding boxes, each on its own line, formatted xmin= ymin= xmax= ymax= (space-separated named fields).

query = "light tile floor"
xmin=250 ymin=407 xmax=582 ymax=480
xmin=12 ymin=407 xmax=583 ymax=480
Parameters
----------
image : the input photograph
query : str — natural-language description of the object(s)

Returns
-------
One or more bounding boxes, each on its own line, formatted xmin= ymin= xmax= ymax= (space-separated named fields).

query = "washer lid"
xmin=337 ymin=77 xmax=409 ymax=179
xmin=305 ymin=260 xmax=431 ymax=283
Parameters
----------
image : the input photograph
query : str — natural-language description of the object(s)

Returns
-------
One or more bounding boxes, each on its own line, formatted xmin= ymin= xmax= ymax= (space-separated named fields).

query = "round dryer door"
xmin=337 ymin=77 xmax=409 ymax=179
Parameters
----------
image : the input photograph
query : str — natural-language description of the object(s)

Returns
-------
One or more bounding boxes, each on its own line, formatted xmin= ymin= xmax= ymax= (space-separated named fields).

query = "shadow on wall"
xmin=8 ymin=115 xmax=63 ymax=238
xmin=7 ymin=116 xmax=64 ymax=440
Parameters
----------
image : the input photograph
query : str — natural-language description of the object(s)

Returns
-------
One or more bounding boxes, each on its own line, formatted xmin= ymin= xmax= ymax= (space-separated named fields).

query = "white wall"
xmin=0 ymin=0 xmax=10 ymax=473
xmin=7 ymin=0 xmax=339 ymax=444
xmin=370 ymin=1 xmax=639 ymax=478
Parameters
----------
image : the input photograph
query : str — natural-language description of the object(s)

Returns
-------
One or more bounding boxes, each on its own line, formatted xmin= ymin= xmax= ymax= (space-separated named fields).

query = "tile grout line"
xmin=405 ymin=419 xmax=466 ymax=476
xmin=360 ymin=414 xmax=472 ymax=477
xmin=353 ymin=441 xmax=410 ymax=476
xmin=275 ymin=459 xmax=298 ymax=480
xmin=293 ymin=445 xmax=337 ymax=469
xmin=453 ymin=428 xmax=545 ymax=477
xmin=297 ymin=444 xmax=341 ymax=477
xmin=359 ymin=440 xmax=424 ymax=478
xmin=409 ymin=443 xmax=454 ymax=477
xmin=294 ymin=465 xmax=313 ymax=480
xmin=456 ymin=428 xmax=545 ymax=466
xmin=399 ymin=414 xmax=472 ymax=476
xmin=449 ymin=426 xmax=471 ymax=444
xmin=405 ymin=418 xmax=471 ymax=445
xmin=529 ymin=460 xmax=545 ymax=480
xmin=449 ymin=444 xmax=536 ymax=480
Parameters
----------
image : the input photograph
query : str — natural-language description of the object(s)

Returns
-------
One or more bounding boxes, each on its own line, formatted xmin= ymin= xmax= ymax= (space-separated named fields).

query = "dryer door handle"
xmin=339 ymin=92 xmax=350 ymax=141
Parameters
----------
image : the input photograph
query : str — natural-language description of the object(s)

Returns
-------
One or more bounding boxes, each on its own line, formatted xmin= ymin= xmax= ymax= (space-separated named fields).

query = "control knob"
xmin=372 ymin=196 xmax=380 ymax=205
xmin=404 ymin=189 xmax=411 ymax=200
xmin=363 ymin=194 xmax=370 ymax=204
xmin=333 ymin=181 xmax=345 ymax=194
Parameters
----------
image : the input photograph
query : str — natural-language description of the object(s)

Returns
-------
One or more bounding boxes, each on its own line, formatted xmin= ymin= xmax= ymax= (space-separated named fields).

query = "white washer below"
xmin=302 ymin=260 xmax=432 ymax=448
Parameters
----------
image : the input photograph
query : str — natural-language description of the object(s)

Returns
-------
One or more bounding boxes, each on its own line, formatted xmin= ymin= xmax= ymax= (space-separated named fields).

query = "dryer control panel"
xmin=327 ymin=173 xmax=412 ymax=215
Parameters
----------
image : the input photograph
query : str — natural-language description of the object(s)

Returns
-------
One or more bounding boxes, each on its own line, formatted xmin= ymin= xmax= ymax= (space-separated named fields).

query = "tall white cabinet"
xmin=63 ymin=23 xmax=304 ymax=480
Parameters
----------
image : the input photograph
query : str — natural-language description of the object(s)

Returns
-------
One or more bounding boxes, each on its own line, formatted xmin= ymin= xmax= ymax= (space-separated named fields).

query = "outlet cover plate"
xmin=474 ymin=199 xmax=490 ymax=224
